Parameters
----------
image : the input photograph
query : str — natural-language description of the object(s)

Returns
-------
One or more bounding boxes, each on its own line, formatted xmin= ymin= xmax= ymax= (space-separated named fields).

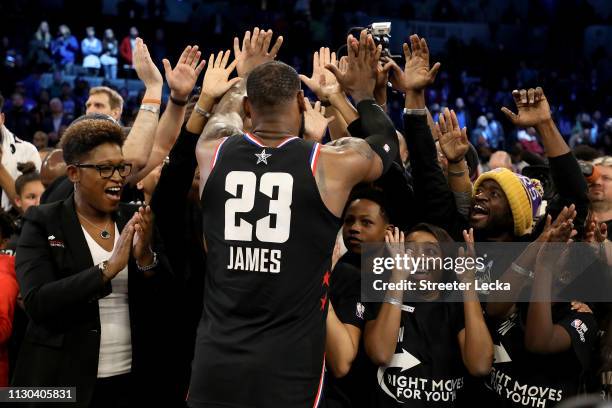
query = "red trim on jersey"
xmin=277 ymin=136 xmax=299 ymax=147
xmin=310 ymin=143 xmax=321 ymax=175
xmin=312 ymin=356 xmax=325 ymax=408
xmin=210 ymin=137 xmax=229 ymax=170
xmin=244 ymin=132 xmax=266 ymax=147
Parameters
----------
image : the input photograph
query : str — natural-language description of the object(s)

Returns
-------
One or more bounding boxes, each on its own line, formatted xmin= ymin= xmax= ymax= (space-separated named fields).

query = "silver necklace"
xmin=78 ymin=212 xmax=112 ymax=239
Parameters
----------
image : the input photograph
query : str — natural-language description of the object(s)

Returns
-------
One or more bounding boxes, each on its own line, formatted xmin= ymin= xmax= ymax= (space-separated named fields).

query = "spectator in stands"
xmin=486 ymin=111 xmax=505 ymax=150
xmin=101 ymin=29 xmax=119 ymax=80
xmin=13 ymin=162 xmax=44 ymax=215
xmin=27 ymin=21 xmax=53 ymax=70
xmin=588 ymin=156 xmax=612 ymax=231
xmin=51 ymin=25 xmax=78 ymax=74
xmin=3 ymin=93 xmax=33 ymax=141
xmin=120 ymin=27 xmax=138 ymax=69
xmin=85 ymin=86 xmax=124 ymax=122
xmin=0 ymin=94 xmax=41 ymax=211
xmin=32 ymin=131 xmax=48 ymax=151
xmin=81 ymin=27 xmax=102 ymax=76
xmin=486 ymin=150 xmax=513 ymax=171
xmin=42 ymin=98 xmax=71 ymax=145
xmin=454 ymin=97 xmax=470 ymax=130
xmin=471 ymin=115 xmax=493 ymax=149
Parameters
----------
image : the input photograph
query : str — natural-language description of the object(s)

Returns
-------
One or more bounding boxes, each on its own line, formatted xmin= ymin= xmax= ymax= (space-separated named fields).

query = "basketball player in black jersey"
xmin=188 ymin=28 xmax=410 ymax=407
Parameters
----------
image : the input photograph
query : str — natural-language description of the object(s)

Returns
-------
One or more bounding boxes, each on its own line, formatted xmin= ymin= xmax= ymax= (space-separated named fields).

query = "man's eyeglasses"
xmin=74 ymin=163 xmax=133 ymax=179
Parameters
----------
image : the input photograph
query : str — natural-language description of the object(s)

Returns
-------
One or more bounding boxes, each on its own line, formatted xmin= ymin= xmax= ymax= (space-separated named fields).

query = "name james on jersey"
xmin=227 ymin=245 xmax=282 ymax=273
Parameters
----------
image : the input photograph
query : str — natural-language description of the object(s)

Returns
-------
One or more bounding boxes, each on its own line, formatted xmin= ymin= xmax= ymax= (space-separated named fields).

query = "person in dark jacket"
xmin=12 ymin=117 xmax=170 ymax=408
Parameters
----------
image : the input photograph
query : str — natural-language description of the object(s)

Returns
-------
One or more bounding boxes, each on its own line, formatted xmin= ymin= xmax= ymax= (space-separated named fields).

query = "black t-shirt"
xmin=484 ymin=303 xmax=598 ymax=407
xmin=365 ymin=302 xmax=466 ymax=407
xmin=325 ymin=252 xmax=374 ymax=408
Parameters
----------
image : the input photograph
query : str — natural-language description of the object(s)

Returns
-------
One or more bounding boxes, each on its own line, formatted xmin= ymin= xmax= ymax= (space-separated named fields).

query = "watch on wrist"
xmin=98 ymin=261 xmax=110 ymax=279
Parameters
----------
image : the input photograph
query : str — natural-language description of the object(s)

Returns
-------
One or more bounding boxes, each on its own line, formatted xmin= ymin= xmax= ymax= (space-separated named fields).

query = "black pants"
xmin=90 ymin=373 xmax=132 ymax=408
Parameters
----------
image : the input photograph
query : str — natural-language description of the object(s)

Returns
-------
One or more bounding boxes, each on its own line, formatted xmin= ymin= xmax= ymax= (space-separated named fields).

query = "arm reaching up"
xmin=501 ymin=87 xmax=568 ymax=158
xmin=122 ymin=38 xmax=163 ymax=175
xmin=186 ymin=50 xmax=240 ymax=135
xmin=129 ymin=44 xmax=205 ymax=183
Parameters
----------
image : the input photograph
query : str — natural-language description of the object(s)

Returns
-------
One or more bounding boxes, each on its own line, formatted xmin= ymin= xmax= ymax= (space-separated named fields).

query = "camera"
xmin=341 ymin=22 xmax=402 ymax=63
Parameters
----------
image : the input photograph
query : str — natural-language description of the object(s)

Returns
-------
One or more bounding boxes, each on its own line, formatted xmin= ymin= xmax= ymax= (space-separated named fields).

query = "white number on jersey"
xmin=224 ymin=171 xmax=293 ymax=243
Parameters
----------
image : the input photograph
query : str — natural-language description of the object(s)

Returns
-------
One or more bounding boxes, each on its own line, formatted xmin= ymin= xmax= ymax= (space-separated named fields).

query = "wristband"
xmin=140 ymin=104 xmax=160 ymax=114
xmin=403 ymin=108 xmax=427 ymax=116
xmin=194 ymin=103 xmax=212 ymax=119
xmin=170 ymin=95 xmax=189 ymax=106
xmin=141 ymin=98 xmax=161 ymax=105
xmin=448 ymin=169 xmax=466 ymax=177
xmin=137 ymin=251 xmax=159 ymax=272
xmin=384 ymin=295 xmax=403 ymax=308
xmin=447 ymin=157 xmax=465 ymax=164
xmin=510 ymin=262 xmax=534 ymax=279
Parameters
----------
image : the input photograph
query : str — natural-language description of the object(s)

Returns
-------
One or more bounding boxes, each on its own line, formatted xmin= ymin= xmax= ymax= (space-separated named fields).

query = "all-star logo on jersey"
xmin=255 ymin=149 xmax=272 ymax=165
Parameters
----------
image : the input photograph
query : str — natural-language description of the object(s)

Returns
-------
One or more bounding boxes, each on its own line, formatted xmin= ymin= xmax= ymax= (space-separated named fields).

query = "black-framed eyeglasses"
xmin=74 ymin=163 xmax=133 ymax=179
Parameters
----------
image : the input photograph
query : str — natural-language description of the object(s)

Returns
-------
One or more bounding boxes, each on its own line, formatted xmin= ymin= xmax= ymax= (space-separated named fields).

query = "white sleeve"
xmin=20 ymin=141 xmax=42 ymax=170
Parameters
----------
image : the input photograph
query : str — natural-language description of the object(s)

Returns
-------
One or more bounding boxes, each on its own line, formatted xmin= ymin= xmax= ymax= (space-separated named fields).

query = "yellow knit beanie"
xmin=473 ymin=168 xmax=544 ymax=236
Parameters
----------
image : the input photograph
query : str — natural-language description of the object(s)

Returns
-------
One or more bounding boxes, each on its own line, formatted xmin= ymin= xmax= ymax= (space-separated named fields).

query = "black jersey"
xmin=188 ymin=133 xmax=341 ymax=408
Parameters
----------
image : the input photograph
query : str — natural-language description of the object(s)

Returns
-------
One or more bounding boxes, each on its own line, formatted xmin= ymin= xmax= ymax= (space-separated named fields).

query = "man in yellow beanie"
xmin=471 ymin=168 xmax=544 ymax=239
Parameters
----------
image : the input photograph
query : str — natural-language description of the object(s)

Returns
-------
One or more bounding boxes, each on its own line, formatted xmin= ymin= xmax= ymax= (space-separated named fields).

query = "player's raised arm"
xmin=321 ymin=30 xmax=399 ymax=184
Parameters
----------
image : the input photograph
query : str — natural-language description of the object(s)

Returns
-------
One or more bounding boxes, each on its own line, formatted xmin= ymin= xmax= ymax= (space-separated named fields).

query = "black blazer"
xmin=11 ymin=194 xmax=171 ymax=407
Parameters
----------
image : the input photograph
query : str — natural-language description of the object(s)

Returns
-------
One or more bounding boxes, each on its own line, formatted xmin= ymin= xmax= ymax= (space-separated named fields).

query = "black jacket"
xmin=11 ymin=195 xmax=171 ymax=407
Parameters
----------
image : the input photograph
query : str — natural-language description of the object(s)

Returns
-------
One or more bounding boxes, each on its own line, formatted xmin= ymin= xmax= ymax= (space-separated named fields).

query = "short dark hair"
xmin=60 ymin=116 xmax=124 ymax=164
xmin=15 ymin=162 xmax=41 ymax=196
xmin=345 ymin=186 xmax=390 ymax=223
xmin=0 ymin=94 xmax=4 ymax=112
xmin=246 ymin=61 xmax=301 ymax=110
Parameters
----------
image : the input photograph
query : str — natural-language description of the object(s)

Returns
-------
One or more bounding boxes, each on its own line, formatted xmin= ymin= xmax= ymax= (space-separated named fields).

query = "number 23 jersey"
xmin=190 ymin=133 xmax=340 ymax=407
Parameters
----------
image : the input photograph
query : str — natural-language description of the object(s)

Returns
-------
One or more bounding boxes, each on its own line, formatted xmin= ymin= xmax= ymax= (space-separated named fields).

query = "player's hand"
xmin=233 ymin=27 xmax=283 ymax=77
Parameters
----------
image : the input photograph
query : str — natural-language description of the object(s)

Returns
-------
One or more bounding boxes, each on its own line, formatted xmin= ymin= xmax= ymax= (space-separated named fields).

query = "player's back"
xmin=188 ymin=133 xmax=340 ymax=408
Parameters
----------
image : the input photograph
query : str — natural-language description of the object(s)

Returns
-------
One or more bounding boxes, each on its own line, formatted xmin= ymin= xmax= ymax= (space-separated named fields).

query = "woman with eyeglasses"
xmin=11 ymin=117 xmax=170 ymax=408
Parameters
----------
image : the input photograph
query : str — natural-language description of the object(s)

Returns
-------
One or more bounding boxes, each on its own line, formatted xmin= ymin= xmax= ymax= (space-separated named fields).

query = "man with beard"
xmin=587 ymin=156 xmax=612 ymax=231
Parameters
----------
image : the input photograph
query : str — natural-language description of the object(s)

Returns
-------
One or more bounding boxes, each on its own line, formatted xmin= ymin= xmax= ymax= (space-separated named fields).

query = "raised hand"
xmin=201 ymin=50 xmax=241 ymax=101
xmin=457 ymin=228 xmax=476 ymax=283
xmin=133 ymin=38 xmax=163 ymax=90
xmin=437 ymin=108 xmax=469 ymax=162
xmin=387 ymin=34 xmax=440 ymax=93
xmin=233 ymin=27 xmax=283 ymax=77
xmin=300 ymin=47 xmax=339 ymax=102
xmin=536 ymin=204 xmax=578 ymax=242
xmin=162 ymin=45 xmax=206 ymax=101
xmin=501 ymin=87 xmax=552 ymax=128
xmin=325 ymin=30 xmax=381 ymax=102
xmin=303 ymin=97 xmax=335 ymax=143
